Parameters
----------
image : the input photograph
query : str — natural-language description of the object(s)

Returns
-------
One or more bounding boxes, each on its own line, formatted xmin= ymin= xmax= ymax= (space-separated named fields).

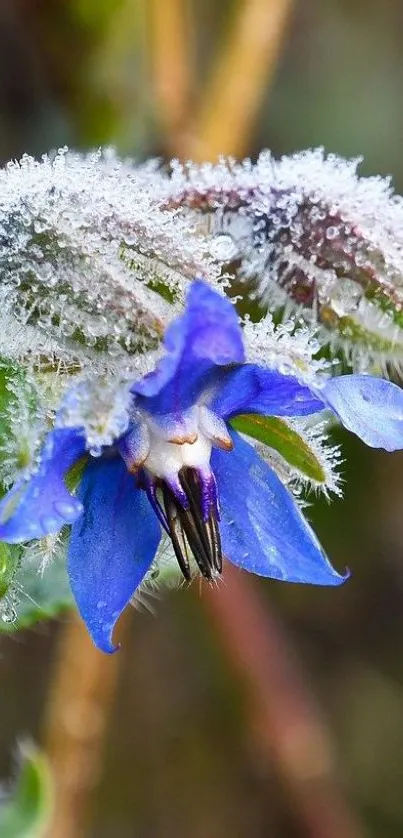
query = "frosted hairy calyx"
xmin=167 ymin=149 xmax=403 ymax=366
xmin=0 ymin=148 xmax=221 ymax=365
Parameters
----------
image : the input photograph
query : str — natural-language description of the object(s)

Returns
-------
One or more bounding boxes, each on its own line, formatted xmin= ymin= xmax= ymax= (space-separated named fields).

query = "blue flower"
xmin=1 ymin=280 xmax=403 ymax=653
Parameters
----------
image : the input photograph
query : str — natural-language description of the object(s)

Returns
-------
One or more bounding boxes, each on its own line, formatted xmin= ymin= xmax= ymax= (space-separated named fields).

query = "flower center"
xmin=144 ymin=433 xmax=213 ymax=480
xmin=143 ymin=433 xmax=222 ymax=581
xmin=120 ymin=405 xmax=233 ymax=581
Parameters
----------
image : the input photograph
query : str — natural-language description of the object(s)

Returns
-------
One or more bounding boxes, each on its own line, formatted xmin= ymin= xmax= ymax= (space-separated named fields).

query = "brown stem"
xmin=147 ymin=0 xmax=193 ymax=154
xmin=205 ymin=566 xmax=366 ymax=838
xmin=42 ymin=615 xmax=122 ymax=838
xmin=179 ymin=0 xmax=294 ymax=161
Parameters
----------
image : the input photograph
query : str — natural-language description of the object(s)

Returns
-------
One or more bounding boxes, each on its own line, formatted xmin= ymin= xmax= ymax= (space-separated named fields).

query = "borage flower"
xmin=1 ymin=281 xmax=403 ymax=652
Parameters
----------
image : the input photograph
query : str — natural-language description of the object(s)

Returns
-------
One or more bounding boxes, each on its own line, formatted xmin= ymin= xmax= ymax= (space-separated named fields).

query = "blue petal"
xmin=68 ymin=456 xmax=161 ymax=653
xmin=133 ymin=280 xmax=245 ymax=416
xmin=0 ymin=428 xmax=85 ymax=543
xmin=323 ymin=374 xmax=403 ymax=451
xmin=210 ymin=364 xmax=324 ymax=420
xmin=212 ymin=431 xmax=346 ymax=585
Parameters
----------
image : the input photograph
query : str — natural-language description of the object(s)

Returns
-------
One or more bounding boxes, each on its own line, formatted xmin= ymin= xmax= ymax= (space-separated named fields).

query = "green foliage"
xmin=0 ymin=360 xmax=75 ymax=632
xmin=231 ymin=414 xmax=326 ymax=484
xmin=0 ymin=543 xmax=21 ymax=600
xmin=0 ymin=541 xmax=74 ymax=634
xmin=0 ymin=746 xmax=52 ymax=838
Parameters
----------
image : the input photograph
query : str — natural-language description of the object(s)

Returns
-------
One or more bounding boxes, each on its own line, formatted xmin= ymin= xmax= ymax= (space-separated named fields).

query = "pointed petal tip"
xmin=87 ymin=620 xmax=122 ymax=655
xmin=312 ymin=562 xmax=350 ymax=587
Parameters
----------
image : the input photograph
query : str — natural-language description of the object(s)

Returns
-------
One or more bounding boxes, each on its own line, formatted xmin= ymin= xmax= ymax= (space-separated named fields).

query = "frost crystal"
xmin=167 ymin=149 xmax=403 ymax=365
xmin=4 ymin=146 xmax=403 ymax=369
xmin=286 ymin=418 xmax=342 ymax=497
xmin=0 ymin=148 xmax=220 ymax=365
xmin=3 ymin=145 xmax=402 ymax=630
xmin=56 ymin=374 xmax=134 ymax=456
xmin=243 ymin=312 xmax=333 ymax=384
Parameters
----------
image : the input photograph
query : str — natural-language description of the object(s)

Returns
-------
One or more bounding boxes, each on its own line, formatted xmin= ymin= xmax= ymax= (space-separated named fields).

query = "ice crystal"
xmin=167 ymin=149 xmax=403 ymax=366
xmin=3 ymin=145 xmax=403 ymax=371
xmin=0 ymin=589 xmax=18 ymax=624
xmin=0 ymin=148 xmax=221 ymax=365
xmin=246 ymin=413 xmax=342 ymax=500
xmin=24 ymin=531 xmax=65 ymax=574
xmin=242 ymin=311 xmax=333 ymax=385
xmin=3 ymin=145 xmax=402 ymax=630
xmin=55 ymin=374 xmax=134 ymax=456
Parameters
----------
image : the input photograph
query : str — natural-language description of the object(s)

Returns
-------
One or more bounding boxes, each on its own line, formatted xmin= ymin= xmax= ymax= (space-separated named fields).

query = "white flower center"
xmin=144 ymin=432 xmax=212 ymax=480
xmin=120 ymin=403 xmax=233 ymax=481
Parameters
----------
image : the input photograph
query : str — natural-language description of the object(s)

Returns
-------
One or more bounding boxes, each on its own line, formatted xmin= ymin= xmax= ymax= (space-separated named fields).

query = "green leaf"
xmin=0 ymin=745 xmax=52 ymax=838
xmin=0 ymin=543 xmax=21 ymax=600
xmin=0 ymin=360 xmax=27 ymax=440
xmin=230 ymin=414 xmax=326 ymax=483
xmin=0 ymin=541 xmax=74 ymax=634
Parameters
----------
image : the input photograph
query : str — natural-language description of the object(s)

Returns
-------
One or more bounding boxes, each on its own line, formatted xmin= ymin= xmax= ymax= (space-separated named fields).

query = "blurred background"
xmin=1 ymin=1 xmax=403 ymax=836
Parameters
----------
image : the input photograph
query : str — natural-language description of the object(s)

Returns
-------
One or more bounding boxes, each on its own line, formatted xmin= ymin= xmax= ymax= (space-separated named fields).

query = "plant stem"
xmin=147 ymin=0 xmax=193 ymax=154
xmin=180 ymin=0 xmax=294 ymax=161
xmin=42 ymin=616 xmax=121 ymax=838
xmin=205 ymin=567 xmax=366 ymax=838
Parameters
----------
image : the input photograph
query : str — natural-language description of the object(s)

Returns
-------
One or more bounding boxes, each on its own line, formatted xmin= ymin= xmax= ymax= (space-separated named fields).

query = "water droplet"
xmin=1 ymin=605 xmax=17 ymax=623
xmin=325 ymin=225 xmax=339 ymax=241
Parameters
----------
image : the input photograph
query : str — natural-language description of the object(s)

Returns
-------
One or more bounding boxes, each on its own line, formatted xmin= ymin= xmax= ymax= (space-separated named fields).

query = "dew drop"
xmin=325 ymin=225 xmax=339 ymax=241
xmin=1 ymin=605 xmax=17 ymax=623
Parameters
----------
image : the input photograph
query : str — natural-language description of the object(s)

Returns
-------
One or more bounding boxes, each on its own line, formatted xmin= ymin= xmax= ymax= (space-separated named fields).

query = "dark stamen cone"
xmin=161 ymin=468 xmax=222 ymax=582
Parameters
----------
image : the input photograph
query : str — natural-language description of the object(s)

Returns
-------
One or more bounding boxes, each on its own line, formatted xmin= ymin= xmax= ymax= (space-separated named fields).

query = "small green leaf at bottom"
xmin=0 ymin=745 xmax=52 ymax=838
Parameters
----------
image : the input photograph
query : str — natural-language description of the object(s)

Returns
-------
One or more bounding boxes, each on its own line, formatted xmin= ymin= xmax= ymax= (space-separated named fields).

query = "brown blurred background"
xmin=2 ymin=2 xmax=403 ymax=837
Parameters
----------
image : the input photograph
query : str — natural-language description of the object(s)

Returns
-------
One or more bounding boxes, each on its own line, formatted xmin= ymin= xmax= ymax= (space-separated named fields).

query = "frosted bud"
xmin=167 ymin=150 xmax=403 ymax=366
xmin=0 ymin=148 xmax=221 ymax=366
